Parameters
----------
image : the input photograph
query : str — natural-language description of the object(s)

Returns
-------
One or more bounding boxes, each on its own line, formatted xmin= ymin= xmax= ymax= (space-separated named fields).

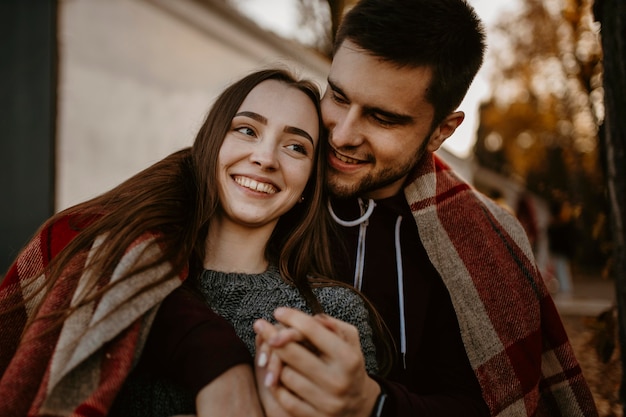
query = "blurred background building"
xmin=0 ymin=0 xmax=613 ymax=301
xmin=1 ymin=0 xmax=331 ymax=272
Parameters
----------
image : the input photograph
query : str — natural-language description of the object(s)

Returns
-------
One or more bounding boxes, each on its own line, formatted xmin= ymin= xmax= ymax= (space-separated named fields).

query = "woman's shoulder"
xmin=313 ymin=285 xmax=369 ymax=316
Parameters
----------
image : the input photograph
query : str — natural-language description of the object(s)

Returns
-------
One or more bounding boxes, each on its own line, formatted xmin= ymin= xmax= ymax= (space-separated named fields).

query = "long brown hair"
xmin=5 ymin=68 xmax=392 ymax=374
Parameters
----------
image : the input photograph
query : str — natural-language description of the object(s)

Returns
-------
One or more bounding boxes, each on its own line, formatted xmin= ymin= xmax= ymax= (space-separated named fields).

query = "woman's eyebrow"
xmin=235 ymin=111 xmax=267 ymax=124
xmin=284 ymin=126 xmax=313 ymax=144
xmin=236 ymin=111 xmax=313 ymax=143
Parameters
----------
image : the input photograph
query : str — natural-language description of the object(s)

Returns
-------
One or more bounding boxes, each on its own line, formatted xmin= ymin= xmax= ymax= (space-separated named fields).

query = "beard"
xmin=327 ymin=138 xmax=430 ymax=199
xmin=327 ymin=165 xmax=412 ymax=199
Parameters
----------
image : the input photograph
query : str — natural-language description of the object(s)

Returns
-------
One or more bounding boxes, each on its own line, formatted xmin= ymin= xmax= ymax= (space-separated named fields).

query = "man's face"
xmin=321 ymin=41 xmax=451 ymax=200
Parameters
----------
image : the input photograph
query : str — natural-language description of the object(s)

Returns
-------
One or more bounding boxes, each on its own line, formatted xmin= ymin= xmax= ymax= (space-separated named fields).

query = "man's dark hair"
xmin=335 ymin=0 xmax=486 ymax=127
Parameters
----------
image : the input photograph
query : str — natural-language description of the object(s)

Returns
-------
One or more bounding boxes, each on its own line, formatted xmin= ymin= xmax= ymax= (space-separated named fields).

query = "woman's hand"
xmin=196 ymin=363 xmax=265 ymax=417
xmin=254 ymin=308 xmax=381 ymax=417
xmin=254 ymin=319 xmax=295 ymax=417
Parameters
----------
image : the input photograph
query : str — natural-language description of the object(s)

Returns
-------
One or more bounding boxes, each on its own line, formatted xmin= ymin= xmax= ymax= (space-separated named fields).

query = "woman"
xmin=0 ymin=69 xmax=388 ymax=417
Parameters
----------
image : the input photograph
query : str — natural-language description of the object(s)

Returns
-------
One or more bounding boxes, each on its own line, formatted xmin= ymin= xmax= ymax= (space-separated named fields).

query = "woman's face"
xmin=216 ymin=79 xmax=319 ymax=230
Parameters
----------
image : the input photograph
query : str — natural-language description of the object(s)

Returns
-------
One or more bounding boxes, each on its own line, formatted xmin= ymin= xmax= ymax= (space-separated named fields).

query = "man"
xmin=253 ymin=0 xmax=598 ymax=416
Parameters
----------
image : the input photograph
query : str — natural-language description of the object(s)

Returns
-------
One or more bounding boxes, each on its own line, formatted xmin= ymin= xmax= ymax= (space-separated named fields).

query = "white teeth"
xmin=234 ymin=176 xmax=277 ymax=194
xmin=334 ymin=150 xmax=359 ymax=164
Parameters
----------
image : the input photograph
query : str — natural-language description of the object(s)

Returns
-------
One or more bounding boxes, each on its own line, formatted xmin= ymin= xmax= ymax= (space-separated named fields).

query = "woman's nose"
xmin=250 ymin=140 xmax=278 ymax=170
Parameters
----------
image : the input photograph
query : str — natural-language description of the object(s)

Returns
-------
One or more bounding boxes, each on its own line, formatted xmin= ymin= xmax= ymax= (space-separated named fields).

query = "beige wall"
xmin=57 ymin=0 xmax=330 ymax=210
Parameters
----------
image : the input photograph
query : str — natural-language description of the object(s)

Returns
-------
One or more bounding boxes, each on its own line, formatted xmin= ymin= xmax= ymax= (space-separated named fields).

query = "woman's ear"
xmin=426 ymin=111 xmax=465 ymax=153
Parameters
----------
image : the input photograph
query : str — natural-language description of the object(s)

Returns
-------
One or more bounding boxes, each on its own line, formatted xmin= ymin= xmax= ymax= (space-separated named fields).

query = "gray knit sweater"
xmin=198 ymin=265 xmax=379 ymax=374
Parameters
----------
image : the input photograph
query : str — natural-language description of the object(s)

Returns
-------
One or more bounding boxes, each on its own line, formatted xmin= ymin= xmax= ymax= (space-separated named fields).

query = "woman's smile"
xmin=233 ymin=175 xmax=278 ymax=194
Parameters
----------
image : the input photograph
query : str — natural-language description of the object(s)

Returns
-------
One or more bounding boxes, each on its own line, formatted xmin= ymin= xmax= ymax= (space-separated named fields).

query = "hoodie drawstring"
xmin=328 ymin=198 xmax=408 ymax=370
xmin=394 ymin=216 xmax=406 ymax=369
xmin=328 ymin=198 xmax=375 ymax=291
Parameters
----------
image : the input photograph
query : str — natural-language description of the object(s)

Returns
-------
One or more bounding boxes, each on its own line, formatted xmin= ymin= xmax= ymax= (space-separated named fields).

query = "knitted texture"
xmin=403 ymin=153 xmax=598 ymax=416
xmin=0 ymin=214 xmax=184 ymax=417
xmin=198 ymin=265 xmax=379 ymax=374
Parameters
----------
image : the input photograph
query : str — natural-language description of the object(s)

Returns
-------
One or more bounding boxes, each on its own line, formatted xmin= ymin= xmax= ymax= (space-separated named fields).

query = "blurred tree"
xmin=290 ymin=0 xmax=358 ymax=55
xmin=594 ymin=0 xmax=626 ymax=411
xmin=227 ymin=0 xmax=357 ymax=56
xmin=473 ymin=0 xmax=609 ymax=268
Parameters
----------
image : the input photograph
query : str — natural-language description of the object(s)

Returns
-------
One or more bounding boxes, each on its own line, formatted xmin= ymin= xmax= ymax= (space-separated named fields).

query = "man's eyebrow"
xmin=235 ymin=111 xmax=267 ymax=124
xmin=367 ymin=107 xmax=414 ymax=125
xmin=284 ymin=126 xmax=314 ymax=144
xmin=327 ymin=78 xmax=346 ymax=98
xmin=327 ymin=78 xmax=414 ymax=125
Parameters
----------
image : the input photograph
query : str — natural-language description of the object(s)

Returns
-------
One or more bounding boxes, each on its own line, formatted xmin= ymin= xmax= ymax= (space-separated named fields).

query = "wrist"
xmin=361 ymin=377 xmax=385 ymax=417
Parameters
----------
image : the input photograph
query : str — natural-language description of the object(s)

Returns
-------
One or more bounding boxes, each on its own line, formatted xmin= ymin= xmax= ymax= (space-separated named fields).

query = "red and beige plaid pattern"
xmin=0 ymin=216 xmax=183 ymax=417
xmin=404 ymin=154 xmax=598 ymax=416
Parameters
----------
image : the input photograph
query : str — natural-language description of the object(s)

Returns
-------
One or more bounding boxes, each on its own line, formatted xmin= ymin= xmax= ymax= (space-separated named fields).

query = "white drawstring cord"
xmin=354 ymin=219 xmax=368 ymax=290
xmin=327 ymin=198 xmax=375 ymax=290
xmin=328 ymin=198 xmax=407 ymax=368
xmin=394 ymin=216 xmax=407 ymax=369
xmin=327 ymin=198 xmax=375 ymax=227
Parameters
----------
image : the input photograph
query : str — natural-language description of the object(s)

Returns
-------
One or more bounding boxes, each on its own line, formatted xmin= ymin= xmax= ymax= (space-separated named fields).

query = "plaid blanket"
xmin=404 ymin=154 xmax=598 ymax=416
xmin=0 ymin=215 xmax=184 ymax=417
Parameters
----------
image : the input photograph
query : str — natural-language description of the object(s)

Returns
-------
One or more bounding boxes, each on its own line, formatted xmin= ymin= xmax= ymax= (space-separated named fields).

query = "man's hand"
xmin=254 ymin=308 xmax=381 ymax=417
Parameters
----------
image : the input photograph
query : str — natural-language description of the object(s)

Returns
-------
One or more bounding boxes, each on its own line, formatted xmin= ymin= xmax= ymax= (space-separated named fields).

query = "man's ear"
xmin=426 ymin=111 xmax=465 ymax=152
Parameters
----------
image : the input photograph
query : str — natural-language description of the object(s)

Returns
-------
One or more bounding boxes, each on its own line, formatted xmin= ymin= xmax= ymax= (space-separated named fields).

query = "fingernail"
xmin=264 ymin=371 xmax=274 ymax=387
xmin=274 ymin=307 xmax=286 ymax=318
xmin=257 ymin=351 xmax=268 ymax=367
xmin=253 ymin=320 xmax=264 ymax=332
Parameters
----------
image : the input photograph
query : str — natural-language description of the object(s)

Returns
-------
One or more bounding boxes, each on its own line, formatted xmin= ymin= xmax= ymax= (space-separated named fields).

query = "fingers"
xmin=256 ymin=322 xmax=331 ymax=401
xmin=254 ymin=318 xmax=305 ymax=347
xmin=255 ymin=319 xmax=305 ymax=388
xmin=252 ymin=310 xmax=372 ymax=417
xmin=258 ymin=335 xmax=322 ymax=388
xmin=254 ymin=348 xmax=294 ymax=417
xmin=273 ymin=307 xmax=361 ymax=356
xmin=314 ymin=313 xmax=358 ymax=342
xmin=256 ymin=309 xmax=364 ymax=387
xmin=265 ymin=349 xmax=283 ymax=387
xmin=273 ymin=383 xmax=322 ymax=417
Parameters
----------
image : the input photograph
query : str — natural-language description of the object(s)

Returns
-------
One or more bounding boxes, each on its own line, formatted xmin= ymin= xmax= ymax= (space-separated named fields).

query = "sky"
xmin=233 ymin=0 xmax=522 ymax=158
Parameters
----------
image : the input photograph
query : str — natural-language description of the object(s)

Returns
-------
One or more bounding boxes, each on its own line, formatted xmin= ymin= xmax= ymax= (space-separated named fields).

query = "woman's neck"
xmin=203 ymin=218 xmax=273 ymax=274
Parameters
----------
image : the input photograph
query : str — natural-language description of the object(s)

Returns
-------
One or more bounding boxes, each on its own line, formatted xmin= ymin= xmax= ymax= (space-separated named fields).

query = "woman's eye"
xmin=236 ymin=126 xmax=255 ymax=136
xmin=287 ymin=143 xmax=308 ymax=155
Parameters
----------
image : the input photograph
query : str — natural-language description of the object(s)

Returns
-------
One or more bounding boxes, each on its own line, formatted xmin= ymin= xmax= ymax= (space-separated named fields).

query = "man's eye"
xmin=373 ymin=115 xmax=394 ymax=127
xmin=236 ymin=126 xmax=255 ymax=136
xmin=331 ymin=91 xmax=349 ymax=105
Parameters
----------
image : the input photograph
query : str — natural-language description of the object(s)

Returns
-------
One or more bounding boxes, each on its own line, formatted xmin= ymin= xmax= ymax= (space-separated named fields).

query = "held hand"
xmin=256 ymin=307 xmax=381 ymax=417
xmin=254 ymin=326 xmax=292 ymax=417
xmin=196 ymin=364 xmax=264 ymax=417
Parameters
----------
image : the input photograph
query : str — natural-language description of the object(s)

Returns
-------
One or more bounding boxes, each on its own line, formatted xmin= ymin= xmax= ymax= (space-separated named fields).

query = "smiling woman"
xmin=0 ymin=68 xmax=390 ymax=417
xmin=214 ymin=79 xmax=318 ymax=238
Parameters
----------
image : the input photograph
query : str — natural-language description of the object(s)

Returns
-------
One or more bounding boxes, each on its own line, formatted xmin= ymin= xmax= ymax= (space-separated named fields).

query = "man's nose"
xmin=330 ymin=107 xmax=364 ymax=148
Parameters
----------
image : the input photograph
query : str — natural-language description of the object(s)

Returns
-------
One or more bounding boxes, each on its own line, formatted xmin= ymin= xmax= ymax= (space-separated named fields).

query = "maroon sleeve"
xmin=136 ymin=285 xmax=252 ymax=395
